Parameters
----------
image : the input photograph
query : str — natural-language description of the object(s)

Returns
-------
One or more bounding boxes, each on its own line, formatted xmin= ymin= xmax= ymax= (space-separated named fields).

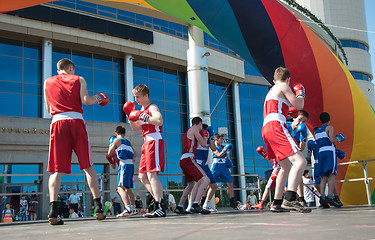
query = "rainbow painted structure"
xmin=1 ymin=0 xmax=374 ymax=205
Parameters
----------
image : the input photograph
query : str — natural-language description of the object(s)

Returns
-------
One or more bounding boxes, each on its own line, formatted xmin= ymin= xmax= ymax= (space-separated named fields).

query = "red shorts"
xmin=266 ymin=167 xmax=280 ymax=190
xmin=180 ymin=155 xmax=205 ymax=182
xmin=139 ymin=135 xmax=165 ymax=173
xmin=48 ymin=119 xmax=92 ymax=174
xmin=262 ymin=121 xmax=300 ymax=161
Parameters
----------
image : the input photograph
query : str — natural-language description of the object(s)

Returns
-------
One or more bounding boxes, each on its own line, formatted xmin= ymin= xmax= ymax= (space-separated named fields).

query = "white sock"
xmin=204 ymin=199 xmax=211 ymax=207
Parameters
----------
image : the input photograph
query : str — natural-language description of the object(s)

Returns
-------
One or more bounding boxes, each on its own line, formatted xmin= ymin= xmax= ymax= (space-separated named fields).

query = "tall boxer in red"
xmin=125 ymin=84 xmax=166 ymax=218
xmin=262 ymin=67 xmax=310 ymax=213
xmin=44 ymin=58 xmax=108 ymax=225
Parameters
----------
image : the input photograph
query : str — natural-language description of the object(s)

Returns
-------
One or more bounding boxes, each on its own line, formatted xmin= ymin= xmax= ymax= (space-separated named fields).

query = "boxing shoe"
xmin=93 ymin=198 xmax=106 ymax=220
xmin=174 ymin=206 xmax=186 ymax=215
xmin=319 ymin=196 xmax=330 ymax=209
xmin=203 ymin=205 xmax=218 ymax=212
xmin=48 ymin=201 xmax=64 ymax=225
xmin=270 ymin=203 xmax=290 ymax=213
xmin=326 ymin=196 xmax=341 ymax=208
xmin=281 ymin=199 xmax=312 ymax=213
xmin=253 ymin=201 xmax=265 ymax=210
xmin=116 ymin=209 xmax=131 ymax=217
xmin=143 ymin=202 xmax=166 ymax=218
xmin=191 ymin=204 xmax=211 ymax=214
xmin=334 ymin=195 xmax=343 ymax=207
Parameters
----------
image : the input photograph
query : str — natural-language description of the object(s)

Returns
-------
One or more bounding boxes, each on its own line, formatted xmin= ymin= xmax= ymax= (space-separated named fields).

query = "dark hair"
xmin=303 ymin=169 xmax=309 ymax=176
xmin=115 ymin=126 xmax=126 ymax=135
xmin=274 ymin=67 xmax=291 ymax=81
xmin=214 ymin=133 xmax=224 ymax=139
xmin=202 ymin=124 xmax=208 ymax=129
xmin=320 ymin=112 xmax=330 ymax=124
xmin=57 ymin=58 xmax=75 ymax=71
xmin=299 ymin=110 xmax=309 ymax=119
xmin=191 ymin=116 xmax=202 ymax=126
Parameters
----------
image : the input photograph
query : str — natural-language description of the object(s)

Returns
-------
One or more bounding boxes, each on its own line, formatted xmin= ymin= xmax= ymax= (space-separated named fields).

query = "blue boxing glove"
xmin=296 ymin=123 xmax=308 ymax=143
xmin=336 ymin=134 xmax=345 ymax=143
xmin=109 ymin=136 xmax=116 ymax=145
xmin=206 ymin=126 xmax=214 ymax=141
xmin=226 ymin=158 xmax=233 ymax=168
xmin=307 ymin=140 xmax=315 ymax=154
xmin=336 ymin=149 xmax=345 ymax=160
xmin=222 ymin=143 xmax=233 ymax=153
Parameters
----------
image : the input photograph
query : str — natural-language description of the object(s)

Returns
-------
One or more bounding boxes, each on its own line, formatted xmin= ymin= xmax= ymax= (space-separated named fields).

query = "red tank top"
xmin=263 ymin=87 xmax=290 ymax=124
xmin=181 ymin=128 xmax=198 ymax=154
xmin=141 ymin=103 xmax=163 ymax=136
xmin=45 ymin=73 xmax=83 ymax=116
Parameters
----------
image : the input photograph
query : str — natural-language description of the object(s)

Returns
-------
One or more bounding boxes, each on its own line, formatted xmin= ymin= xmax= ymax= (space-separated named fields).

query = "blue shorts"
xmin=313 ymin=163 xmax=321 ymax=184
xmin=117 ymin=162 xmax=134 ymax=188
xmin=319 ymin=150 xmax=337 ymax=176
xmin=199 ymin=163 xmax=216 ymax=184
xmin=211 ymin=163 xmax=232 ymax=183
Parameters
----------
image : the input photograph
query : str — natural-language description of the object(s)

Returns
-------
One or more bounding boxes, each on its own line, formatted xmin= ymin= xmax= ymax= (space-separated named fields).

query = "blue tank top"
xmin=307 ymin=140 xmax=319 ymax=164
xmin=195 ymin=138 xmax=210 ymax=163
xmin=315 ymin=125 xmax=334 ymax=149
xmin=213 ymin=144 xmax=228 ymax=159
xmin=286 ymin=122 xmax=300 ymax=144
xmin=116 ymin=138 xmax=134 ymax=161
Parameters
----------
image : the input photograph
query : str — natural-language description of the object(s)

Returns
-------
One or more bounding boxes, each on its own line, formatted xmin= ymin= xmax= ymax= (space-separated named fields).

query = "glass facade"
xmin=133 ymin=61 xmax=188 ymax=189
xmin=350 ymin=71 xmax=372 ymax=81
xmin=52 ymin=46 xmax=125 ymax=122
xmin=341 ymin=40 xmax=369 ymax=52
xmin=0 ymin=38 xmax=42 ymax=118
xmin=238 ymin=84 xmax=271 ymax=178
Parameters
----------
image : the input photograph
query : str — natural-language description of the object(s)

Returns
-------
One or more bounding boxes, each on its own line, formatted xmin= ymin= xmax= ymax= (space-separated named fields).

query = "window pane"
xmin=164 ymin=83 xmax=178 ymax=103
xmin=23 ymin=95 xmax=40 ymax=117
xmin=0 ymin=81 xmax=22 ymax=94
xmin=75 ymin=67 xmax=93 ymax=90
xmin=94 ymin=104 xmax=113 ymax=122
xmin=23 ymin=83 xmax=40 ymax=95
xmin=149 ymin=79 xmax=164 ymax=101
xmin=239 ymin=84 xmax=249 ymax=99
xmin=93 ymin=54 xmax=112 ymax=71
xmin=148 ymin=65 xmax=163 ymax=80
xmin=0 ymin=93 xmax=22 ymax=116
xmin=0 ymin=38 xmax=22 ymax=57
xmin=72 ymin=50 xmax=92 ymax=68
xmin=165 ymin=111 xmax=180 ymax=133
xmin=24 ymin=42 xmax=41 ymax=60
xmin=250 ymin=100 xmax=263 ymax=117
xmin=83 ymin=105 xmax=93 ymax=121
xmin=164 ymin=69 xmax=178 ymax=83
xmin=165 ymin=133 xmax=181 ymax=154
xmin=52 ymin=47 xmax=71 ymax=63
xmin=133 ymin=62 xmax=147 ymax=77
xmin=0 ymin=56 xmax=22 ymax=81
xmin=93 ymin=69 xmax=113 ymax=93
xmin=249 ymin=85 xmax=262 ymax=100
xmin=23 ymin=59 xmax=41 ymax=84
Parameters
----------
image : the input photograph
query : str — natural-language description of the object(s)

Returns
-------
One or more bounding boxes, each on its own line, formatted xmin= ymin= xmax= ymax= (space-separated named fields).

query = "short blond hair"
xmin=132 ymin=84 xmax=149 ymax=97
xmin=57 ymin=58 xmax=75 ymax=71
xmin=273 ymin=67 xmax=290 ymax=81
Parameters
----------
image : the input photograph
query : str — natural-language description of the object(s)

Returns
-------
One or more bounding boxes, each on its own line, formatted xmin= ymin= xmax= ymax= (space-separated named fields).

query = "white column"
xmin=42 ymin=39 xmax=52 ymax=118
xmin=187 ymin=25 xmax=210 ymax=126
xmin=124 ymin=54 xmax=134 ymax=123
xmin=232 ymin=82 xmax=247 ymax=202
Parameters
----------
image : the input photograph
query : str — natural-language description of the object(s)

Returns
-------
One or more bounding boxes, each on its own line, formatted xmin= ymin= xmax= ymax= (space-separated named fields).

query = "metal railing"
xmin=336 ymin=159 xmax=375 ymax=206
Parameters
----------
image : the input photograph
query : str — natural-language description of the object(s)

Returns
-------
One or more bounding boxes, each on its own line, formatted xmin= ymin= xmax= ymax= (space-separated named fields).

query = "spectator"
xmin=29 ymin=192 xmax=39 ymax=221
xmin=241 ymin=200 xmax=251 ymax=210
xmin=68 ymin=189 xmax=80 ymax=213
xmin=19 ymin=195 xmax=28 ymax=221
xmin=135 ymin=196 xmax=143 ymax=212
xmin=1 ymin=203 xmax=14 ymax=223
xmin=247 ymin=191 xmax=258 ymax=207
xmin=303 ymin=170 xmax=317 ymax=207
xmin=111 ymin=191 xmax=122 ymax=215
xmin=166 ymin=192 xmax=176 ymax=212
xmin=69 ymin=208 xmax=79 ymax=218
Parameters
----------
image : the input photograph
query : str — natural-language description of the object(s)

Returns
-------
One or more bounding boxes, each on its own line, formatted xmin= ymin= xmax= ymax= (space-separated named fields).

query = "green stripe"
xmin=145 ymin=0 xmax=213 ymax=36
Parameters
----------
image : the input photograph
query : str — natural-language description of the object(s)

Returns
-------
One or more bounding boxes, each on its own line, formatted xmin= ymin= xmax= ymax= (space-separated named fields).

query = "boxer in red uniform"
xmin=174 ymin=117 xmax=210 ymax=214
xmin=124 ymin=84 xmax=166 ymax=218
xmin=44 ymin=58 xmax=108 ymax=225
xmin=262 ymin=67 xmax=310 ymax=213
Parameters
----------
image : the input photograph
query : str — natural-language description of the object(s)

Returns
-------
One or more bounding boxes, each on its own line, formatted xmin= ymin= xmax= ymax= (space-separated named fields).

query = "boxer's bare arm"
xmin=147 ymin=104 xmax=163 ymax=126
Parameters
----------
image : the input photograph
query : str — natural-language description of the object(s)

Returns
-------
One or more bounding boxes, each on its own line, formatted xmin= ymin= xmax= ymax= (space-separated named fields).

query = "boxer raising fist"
xmin=44 ymin=58 xmax=106 ymax=225
xmin=123 ymin=101 xmax=135 ymax=116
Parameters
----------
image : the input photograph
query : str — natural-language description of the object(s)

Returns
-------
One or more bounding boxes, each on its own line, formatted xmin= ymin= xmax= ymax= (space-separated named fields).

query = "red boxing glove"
xmin=288 ymin=107 xmax=299 ymax=119
xmin=292 ymin=83 xmax=305 ymax=98
xmin=95 ymin=93 xmax=109 ymax=106
xmin=105 ymin=154 xmax=114 ymax=165
xmin=256 ymin=146 xmax=267 ymax=159
xmin=200 ymin=129 xmax=209 ymax=138
xmin=128 ymin=110 xmax=150 ymax=122
xmin=123 ymin=102 xmax=135 ymax=116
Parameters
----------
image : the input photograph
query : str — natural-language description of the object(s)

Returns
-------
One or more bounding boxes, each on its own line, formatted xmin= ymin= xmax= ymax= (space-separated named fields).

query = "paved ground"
xmin=1 ymin=206 xmax=375 ymax=240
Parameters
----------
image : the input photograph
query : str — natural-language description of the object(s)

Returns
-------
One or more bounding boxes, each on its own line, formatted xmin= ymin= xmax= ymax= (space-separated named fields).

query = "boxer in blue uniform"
xmin=211 ymin=133 xmax=236 ymax=209
xmin=286 ymin=110 xmax=309 ymax=205
xmin=107 ymin=126 xmax=137 ymax=217
xmin=315 ymin=112 xmax=345 ymax=208
xmin=307 ymin=128 xmax=321 ymax=190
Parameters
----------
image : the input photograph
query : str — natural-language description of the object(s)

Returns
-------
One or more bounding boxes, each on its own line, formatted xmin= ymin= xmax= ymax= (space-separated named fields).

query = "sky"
xmin=365 ymin=0 xmax=375 ymax=80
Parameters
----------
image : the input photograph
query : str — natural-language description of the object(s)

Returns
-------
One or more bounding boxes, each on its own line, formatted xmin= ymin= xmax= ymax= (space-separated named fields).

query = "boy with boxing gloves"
xmin=315 ymin=112 xmax=345 ymax=208
xmin=211 ymin=133 xmax=236 ymax=209
xmin=175 ymin=117 xmax=211 ymax=214
xmin=123 ymin=84 xmax=166 ymax=218
xmin=44 ymin=58 xmax=108 ymax=225
xmin=261 ymin=67 xmax=310 ymax=213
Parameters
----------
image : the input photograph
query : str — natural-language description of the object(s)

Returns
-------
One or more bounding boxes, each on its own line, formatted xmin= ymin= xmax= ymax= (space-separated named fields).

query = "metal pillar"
xmin=232 ymin=82 xmax=247 ymax=202
xmin=187 ymin=25 xmax=210 ymax=125
xmin=42 ymin=39 xmax=52 ymax=118
xmin=124 ymin=54 xmax=134 ymax=123
xmin=361 ymin=161 xmax=373 ymax=206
